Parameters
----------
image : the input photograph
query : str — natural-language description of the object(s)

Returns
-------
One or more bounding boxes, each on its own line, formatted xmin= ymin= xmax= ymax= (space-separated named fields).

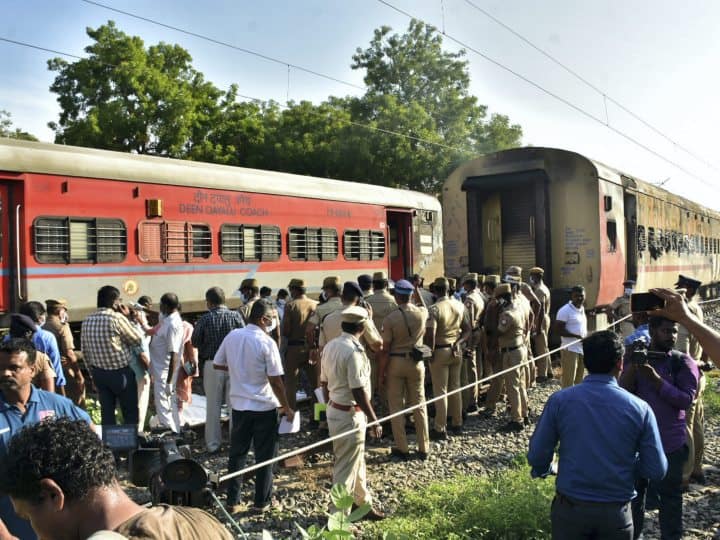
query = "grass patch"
xmin=363 ymin=456 xmax=555 ymax=539
xmin=703 ymin=370 xmax=720 ymax=419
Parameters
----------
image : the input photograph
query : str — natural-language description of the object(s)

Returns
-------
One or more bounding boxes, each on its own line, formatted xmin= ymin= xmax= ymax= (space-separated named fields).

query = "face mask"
xmin=624 ymin=288 xmax=633 ymax=296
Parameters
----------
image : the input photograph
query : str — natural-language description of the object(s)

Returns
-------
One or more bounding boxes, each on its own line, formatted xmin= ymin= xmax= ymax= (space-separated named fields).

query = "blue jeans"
xmin=90 ymin=365 xmax=139 ymax=427
xmin=632 ymin=445 xmax=688 ymax=540
xmin=226 ymin=409 xmax=279 ymax=508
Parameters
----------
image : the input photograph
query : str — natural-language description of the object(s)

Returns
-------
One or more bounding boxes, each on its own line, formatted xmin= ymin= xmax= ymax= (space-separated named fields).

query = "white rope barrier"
xmin=215 ymin=313 xmax=634 ymax=485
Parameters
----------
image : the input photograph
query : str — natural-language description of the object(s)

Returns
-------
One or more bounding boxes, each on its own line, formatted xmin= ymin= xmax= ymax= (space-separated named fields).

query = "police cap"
xmin=342 ymin=281 xmax=364 ymax=299
xmin=341 ymin=306 xmax=368 ymax=324
xmin=394 ymin=279 xmax=414 ymax=295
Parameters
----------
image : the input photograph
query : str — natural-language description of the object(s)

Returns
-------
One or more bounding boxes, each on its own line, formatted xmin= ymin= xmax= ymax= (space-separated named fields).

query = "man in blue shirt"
xmin=0 ymin=338 xmax=90 ymax=540
xmin=18 ymin=302 xmax=66 ymax=391
xmin=528 ymin=330 xmax=667 ymax=540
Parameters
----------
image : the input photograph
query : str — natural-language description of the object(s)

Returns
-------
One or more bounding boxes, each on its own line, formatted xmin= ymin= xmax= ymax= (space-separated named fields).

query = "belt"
xmin=556 ymin=493 xmax=629 ymax=507
xmin=389 ymin=352 xmax=411 ymax=357
xmin=287 ymin=340 xmax=306 ymax=346
xmin=435 ymin=344 xmax=453 ymax=349
xmin=328 ymin=401 xmax=362 ymax=413
xmin=500 ymin=344 xmax=525 ymax=353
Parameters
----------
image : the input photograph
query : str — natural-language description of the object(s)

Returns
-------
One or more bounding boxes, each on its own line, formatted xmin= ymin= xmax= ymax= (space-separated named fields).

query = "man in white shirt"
xmin=214 ymin=299 xmax=294 ymax=513
xmin=554 ymin=286 xmax=588 ymax=388
xmin=149 ymin=293 xmax=183 ymax=432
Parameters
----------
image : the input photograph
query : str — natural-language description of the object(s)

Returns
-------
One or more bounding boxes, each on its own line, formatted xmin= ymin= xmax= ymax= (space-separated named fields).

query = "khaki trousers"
xmin=533 ymin=328 xmax=551 ymax=378
xmin=62 ymin=361 xmax=86 ymax=407
xmin=560 ymin=349 xmax=585 ymax=388
xmin=503 ymin=347 xmax=528 ymax=423
xmin=387 ymin=355 xmax=429 ymax=453
xmin=284 ymin=345 xmax=316 ymax=409
xmin=327 ymin=406 xmax=371 ymax=507
xmin=525 ymin=337 xmax=535 ymax=388
xmin=429 ymin=348 xmax=462 ymax=432
xmin=460 ymin=348 xmax=479 ymax=409
xmin=683 ymin=374 xmax=706 ymax=483
xmin=484 ymin=347 xmax=505 ymax=410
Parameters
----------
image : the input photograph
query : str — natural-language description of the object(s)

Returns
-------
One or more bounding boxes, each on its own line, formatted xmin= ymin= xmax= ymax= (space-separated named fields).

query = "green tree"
xmin=47 ymin=21 xmax=224 ymax=156
xmin=0 ymin=110 xmax=38 ymax=141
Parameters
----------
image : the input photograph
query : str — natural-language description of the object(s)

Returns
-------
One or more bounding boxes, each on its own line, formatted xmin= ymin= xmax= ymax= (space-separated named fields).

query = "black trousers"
xmin=551 ymin=493 xmax=633 ymax=540
xmin=90 ymin=365 xmax=139 ymax=427
xmin=227 ymin=408 xmax=280 ymax=508
xmin=632 ymin=445 xmax=688 ymax=540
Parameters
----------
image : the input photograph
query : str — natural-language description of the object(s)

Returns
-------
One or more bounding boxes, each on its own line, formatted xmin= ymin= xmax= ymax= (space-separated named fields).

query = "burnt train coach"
xmin=0 ymin=139 xmax=443 ymax=320
xmin=443 ymin=147 xmax=720 ymax=309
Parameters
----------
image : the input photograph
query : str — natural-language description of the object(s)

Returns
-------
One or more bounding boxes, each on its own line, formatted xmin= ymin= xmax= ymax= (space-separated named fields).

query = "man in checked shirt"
xmin=192 ymin=287 xmax=244 ymax=453
xmin=81 ymin=285 xmax=142 ymax=428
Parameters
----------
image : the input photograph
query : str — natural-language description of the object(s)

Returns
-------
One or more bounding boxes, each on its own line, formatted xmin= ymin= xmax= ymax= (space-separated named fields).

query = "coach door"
xmin=464 ymin=170 xmax=550 ymax=282
xmin=0 ymin=184 xmax=11 ymax=312
xmin=387 ymin=210 xmax=412 ymax=282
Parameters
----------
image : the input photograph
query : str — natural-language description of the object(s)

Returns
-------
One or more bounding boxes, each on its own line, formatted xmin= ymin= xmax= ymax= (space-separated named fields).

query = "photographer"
xmin=81 ymin=286 xmax=142 ymax=428
xmin=528 ymin=330 xmax=666 ymax=540
xmin=619 ymin=316 xmax=699 ymax=540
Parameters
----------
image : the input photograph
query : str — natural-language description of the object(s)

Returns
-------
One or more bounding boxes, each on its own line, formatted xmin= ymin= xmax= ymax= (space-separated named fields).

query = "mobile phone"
xmin=630 ymin=292 xmax=665 ymax=312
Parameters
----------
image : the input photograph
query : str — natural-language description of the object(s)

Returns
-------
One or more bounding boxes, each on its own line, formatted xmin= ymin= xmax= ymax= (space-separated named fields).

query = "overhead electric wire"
xmin=375 ymin=0 xmax=717 ymax=188
xmin=461 ymin=0 xmax=720 ymax=174
xmin=0 ymin=36 xmax=475 ymax=158
xmin=79 ymin=0 xmax=365 ymax=92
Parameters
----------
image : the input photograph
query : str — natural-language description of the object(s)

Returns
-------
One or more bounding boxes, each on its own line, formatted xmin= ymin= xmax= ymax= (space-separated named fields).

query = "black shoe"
xmin=690 ymin=473 xmax=707 ymax=485
xmin=523 ymin=416 xmax=531 ymax=426
xmin=466 ymin=403 xmax=478 ymax=413
xmin=535 ymin=376 xmax=547 ymax=384
xmin=390 ymin=447 xmax=410 ymax=461
xmin=448 ymin=425 xmax=463 ymax=436
xmin=499 ymin=421 xmax=524 ymax=433
xmin=364 ymin=507 xmax=386 ymax=521
xmin=415 ymin=451 xmax=429 ymax=461
xmin=429 ymin=428 xmax=447 ymax=441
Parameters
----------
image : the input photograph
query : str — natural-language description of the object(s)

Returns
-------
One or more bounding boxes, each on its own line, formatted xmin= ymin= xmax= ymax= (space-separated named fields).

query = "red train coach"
xmin=0 ymin=139 xmax=443 ymax=320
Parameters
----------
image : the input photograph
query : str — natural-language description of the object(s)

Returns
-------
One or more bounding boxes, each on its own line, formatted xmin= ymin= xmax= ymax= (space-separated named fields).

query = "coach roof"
xmin=0 ymin=139 xmax=441 ymax=212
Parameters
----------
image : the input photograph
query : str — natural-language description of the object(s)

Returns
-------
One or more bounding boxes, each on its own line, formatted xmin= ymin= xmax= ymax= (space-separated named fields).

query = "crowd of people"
xmin=0 ymin=268 xmax=717 ymax=539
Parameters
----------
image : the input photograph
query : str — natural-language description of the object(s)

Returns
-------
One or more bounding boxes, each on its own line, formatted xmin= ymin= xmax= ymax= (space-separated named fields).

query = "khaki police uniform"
xmin=531 ymin=281 xmax=552 ymax=378
xmin=320 ymin=308 xmax=382 ymax=357
xmin=497 ymin=300 xmax=529 ymax=424
xmin=43 ymin=309 xmax=85 ymax=406
xmin=282 ymin=294 xmax=318 ymax=409
xmin=382 ymin=304 xmax=429 ymax=454
xmin=320 ymin=331 xmax=374 ymax=507
xmin=482 ymin=298 xmax=504 ymax=412
xmin=239 ymin=295 xmax=260 ymax=323
xmin=514 ymin=289 xmax=536 ymax=388
xmin=461 ymin=288 xmax=485 ymax=409
xmin=365 ymin=287 xmax=398 ymax=398
xmin=427 ymin=296 xmax=465 ymax=432
xmin=609 ymin=295 xmax=634 ymax=338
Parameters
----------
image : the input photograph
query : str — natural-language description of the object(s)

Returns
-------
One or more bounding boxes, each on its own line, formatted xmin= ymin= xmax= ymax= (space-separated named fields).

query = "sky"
xmin=2 ymin=0 xmax=719 ymax=208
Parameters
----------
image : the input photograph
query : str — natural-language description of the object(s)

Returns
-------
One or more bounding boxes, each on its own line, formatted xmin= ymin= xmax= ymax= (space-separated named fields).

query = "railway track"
xmin=118 ymin=305 xmax=720 ymax=539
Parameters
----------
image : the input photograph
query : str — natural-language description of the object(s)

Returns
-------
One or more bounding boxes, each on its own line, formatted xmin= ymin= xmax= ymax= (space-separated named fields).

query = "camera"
xmin=129 ymin=430 xmax=211 ymax=507
xmin=629 ymin=339 xmax=666 ymax=366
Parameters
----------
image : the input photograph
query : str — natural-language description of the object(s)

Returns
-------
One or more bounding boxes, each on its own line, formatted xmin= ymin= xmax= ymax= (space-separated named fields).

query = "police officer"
xmin=481 ymin=275 xmax=504 ymax=414
xmin=378 ymin=279 xmax=430 ymax=460
xmin=320 ymin=282 xmax=382 ymax=355
xmin=357 ymin=274 xmax=373 ymax=298
xmin=306 ymin=276 xmax=344 ymax=363
xmin=365 ymin=272 xmax=398 ymax=401
xmin=528 ymin=268 xmax=553 ymax=382
xmin=460 ymin=273 xmax=485 ymax=412
xmin=495 ymin=283 xmax=530 ymax=432
xmin=282 ymin=278 xmax=318 ymax=409
xmin=504 ymin=266 xmax=540 ymax=388
xmin=604 ymin=280 xmax=636 ymax=338
xmin=320 ymin=306 xmax=385 ymax=521
xmin=43 ymin=299 xmax=84 ymax=405
xmin=426 ymin=277 xmax=471 ymax=439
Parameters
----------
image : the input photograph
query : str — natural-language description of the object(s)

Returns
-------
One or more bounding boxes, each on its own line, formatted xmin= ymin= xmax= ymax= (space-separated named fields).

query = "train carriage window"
xmin=220 ymin=224 xmax=281 ymax=261
xmin=637 ymin=225 xmax=646 ymax=253
xmin=344 ymin=229 xmax=386 ymax=261
xmin=34 ymin=217 xmax=126 ymax=264
xmin=606 ymin=221 xmax=617 ymax=252
xmin=139 ymin=220 xmax=211 ymax=263
xmin=288 ymin=227 xmax=338 ymax=261
xmin=190 ymin=224 xmax=212 ymax=260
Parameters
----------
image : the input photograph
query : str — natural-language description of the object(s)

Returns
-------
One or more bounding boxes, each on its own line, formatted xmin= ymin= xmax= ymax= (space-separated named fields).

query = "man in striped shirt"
xmin=81 ymin=285 xmax=142 ymax=427
xmin=192 ymin=287 xmax=244 ymax=453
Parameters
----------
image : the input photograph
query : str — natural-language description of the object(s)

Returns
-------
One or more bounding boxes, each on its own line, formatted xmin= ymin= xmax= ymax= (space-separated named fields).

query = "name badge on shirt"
xmin=38 ymin=410 xmax=56 ymax=421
